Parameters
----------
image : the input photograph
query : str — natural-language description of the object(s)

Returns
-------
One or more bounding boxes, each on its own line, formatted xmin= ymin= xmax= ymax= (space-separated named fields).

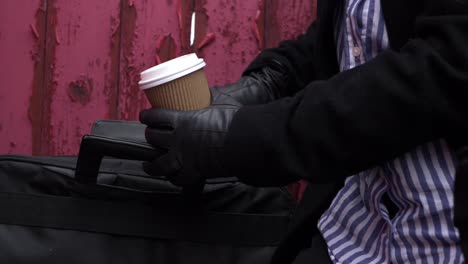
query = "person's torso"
xmin=316 ymin=0 xmax=464 ymax=263
xmin=312 ymin=0 xmax=421 ymax=80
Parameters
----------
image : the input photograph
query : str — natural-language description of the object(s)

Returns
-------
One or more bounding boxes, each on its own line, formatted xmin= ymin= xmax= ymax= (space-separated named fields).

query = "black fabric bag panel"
xmin=0 ymin=225 xmax=276 ymax=264
xmin=0 ymin=155 xmax=296 ymax=264
xmin=0 ymin=156 xmax=294 ymax=215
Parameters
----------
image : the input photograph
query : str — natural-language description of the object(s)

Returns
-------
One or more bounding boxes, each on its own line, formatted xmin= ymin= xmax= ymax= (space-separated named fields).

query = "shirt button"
xmin=352 ymin=46 xmax=362 ymax=57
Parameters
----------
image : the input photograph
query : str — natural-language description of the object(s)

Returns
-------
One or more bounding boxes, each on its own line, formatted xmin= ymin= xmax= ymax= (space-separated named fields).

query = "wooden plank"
xmin=117 ymin=0 xmax=182 ymax=120
xmin=199 ymin=0 xmax=260 ymax=86
xmin=117 ymin=0 xmax=264 ymax=121
xmin=0 ymin=0 xmax=317 ymax=158
xmin=264 ymin=0 xmax=317 ymax=48
xmin=0 ymin=0 xmax=46 ymax=155
xmin=45 ymin=0 xmax=121 ymax=155
xmin=197 ymin=0 xmax=317 ymax=86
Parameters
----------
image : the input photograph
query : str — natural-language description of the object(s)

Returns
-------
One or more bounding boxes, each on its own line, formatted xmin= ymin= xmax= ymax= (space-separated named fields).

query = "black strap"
xmin=0 ymin=192 xmax=289 ymax=246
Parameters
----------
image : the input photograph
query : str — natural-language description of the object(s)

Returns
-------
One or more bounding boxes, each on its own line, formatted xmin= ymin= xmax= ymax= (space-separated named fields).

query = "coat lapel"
xmin=381 ymin=0 xmax=420 ymax=49
xmin=315 ymin=0 xmax=340 ymax=79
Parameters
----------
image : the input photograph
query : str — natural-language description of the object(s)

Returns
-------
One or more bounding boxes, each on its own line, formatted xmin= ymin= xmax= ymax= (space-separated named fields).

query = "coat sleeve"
xmin=224 ymin=1 xmax=468 ymax=186
xmin=242 ymin=21 xmax=323 ymax=97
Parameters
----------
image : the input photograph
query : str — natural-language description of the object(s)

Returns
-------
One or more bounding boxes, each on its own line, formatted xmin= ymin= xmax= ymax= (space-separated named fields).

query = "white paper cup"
xmin=139 ymin=53 xmax=210 ymax=110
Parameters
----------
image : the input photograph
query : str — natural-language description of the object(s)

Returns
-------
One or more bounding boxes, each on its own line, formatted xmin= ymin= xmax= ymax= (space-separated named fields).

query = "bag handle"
xmin=74 ymin=135 xmax=165 ymax=184
xmin=76 ymin=120 xmax=205 ymax=195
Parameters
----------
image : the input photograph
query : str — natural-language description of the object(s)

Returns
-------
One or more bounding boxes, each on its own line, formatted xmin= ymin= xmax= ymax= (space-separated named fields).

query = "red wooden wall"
xmin=0 ymin=0 xmax=317 ymax=156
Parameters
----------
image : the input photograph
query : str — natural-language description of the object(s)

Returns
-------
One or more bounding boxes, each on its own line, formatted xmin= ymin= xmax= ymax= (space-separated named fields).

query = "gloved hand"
xmin=139 ymin=97 xmax=241 ymax=189
xmin=209 ymin=62 xmax=287 ymax=106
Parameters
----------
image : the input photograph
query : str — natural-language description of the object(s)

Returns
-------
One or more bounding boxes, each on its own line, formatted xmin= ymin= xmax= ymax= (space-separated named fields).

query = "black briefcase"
xmin=0 ymin=120 xmax=296 ymax=264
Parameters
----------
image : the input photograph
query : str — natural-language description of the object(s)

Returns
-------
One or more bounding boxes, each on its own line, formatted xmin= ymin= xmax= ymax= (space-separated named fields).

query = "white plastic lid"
xmin=139 ymin=53 xmax=206 ymax=90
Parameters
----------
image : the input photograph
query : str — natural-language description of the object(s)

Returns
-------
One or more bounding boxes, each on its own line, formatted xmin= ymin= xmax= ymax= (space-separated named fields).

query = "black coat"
xmin=223 ymin=0 xmax=468 ymax=262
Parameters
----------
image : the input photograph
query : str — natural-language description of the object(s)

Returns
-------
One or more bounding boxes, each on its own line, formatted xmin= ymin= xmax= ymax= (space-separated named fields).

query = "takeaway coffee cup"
xmin=139 ymin=53 xmax=210 ymax=110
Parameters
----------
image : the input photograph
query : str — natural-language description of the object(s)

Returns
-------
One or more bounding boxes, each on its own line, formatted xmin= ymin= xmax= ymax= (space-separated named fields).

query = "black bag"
xmin=0 ymin=121 xmax=296 ymax=264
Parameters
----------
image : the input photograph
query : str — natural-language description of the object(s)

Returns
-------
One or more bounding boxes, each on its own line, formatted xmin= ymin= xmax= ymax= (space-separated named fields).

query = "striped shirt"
xmin=317 ymin=0 xmax=464 ymax=263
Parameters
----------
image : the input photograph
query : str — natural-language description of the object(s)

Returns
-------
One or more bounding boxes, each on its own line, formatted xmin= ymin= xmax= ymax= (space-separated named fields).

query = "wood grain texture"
xmin=46 ymin=0 xmax=121 ymax=155
xmin=0 ymin=0 xmax=45 ymax=155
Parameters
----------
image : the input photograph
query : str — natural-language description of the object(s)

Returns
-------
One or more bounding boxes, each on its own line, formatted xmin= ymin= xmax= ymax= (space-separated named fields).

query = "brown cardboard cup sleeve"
xmin=139 ymin=54 xmax=210 ymax=111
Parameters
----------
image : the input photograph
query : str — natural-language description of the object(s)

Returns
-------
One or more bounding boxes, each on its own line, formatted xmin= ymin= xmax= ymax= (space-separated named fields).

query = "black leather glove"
xmin=139 ymin=97 xmax=241 ymax=189
xmin=210 ymin=62 xmax=288 ymax=106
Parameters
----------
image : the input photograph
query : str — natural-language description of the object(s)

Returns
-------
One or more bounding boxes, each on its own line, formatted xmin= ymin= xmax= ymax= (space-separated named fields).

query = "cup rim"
xmin=138 ymin=53 xmax=206 ymax=90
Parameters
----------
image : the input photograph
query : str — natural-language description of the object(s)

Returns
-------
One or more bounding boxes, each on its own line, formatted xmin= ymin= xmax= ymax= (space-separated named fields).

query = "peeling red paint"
xmin=29 ymin=0 xmax=58 ymax=156
xmin=267 ymin=0 xmax=317 ymax=47
xmin=177 ymin=0 xmax=193 ymax=54
xmin=176 ymin=1 xmax=183 ymax=34
xmin=41 ymin=0 xmax=59 ymax=155
xmin=55 ymin=28 xmax=61 ymax=45
xmin=68 ymin=77 xmax=93 ymax=105
xmin=111 ymin=16 xmax=120 ymax=36
xmin=154 ymin=55 xmax=161 ymax=65
xmin=264 ymin=0 xmax=281 ymax=48
xmin=119 ymin=3 xmax=143 ymax=120
xmin=65 ymin=14 xmax=81 ymax=47
xmin=197 ymin=32 xmax=215 ymax=50
xmin=193 ymin=0 xmax=209 ymax=51
xmin=176 ymin=0 xmax=214 ymax=56
xmin=155 ymin=34 xmax=178 ymax=64
xmin=253 ymin=0 xmax=265 ymax=50
xmin=253 ymin=0 xmax=317 ymax=51
xmin=107 ymin=14 xmax=121 ymax=119
xmin=30 ymin=24 xmax=40 ymax=39
xmin=1 ymin=0 xmax=317 ymax=156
